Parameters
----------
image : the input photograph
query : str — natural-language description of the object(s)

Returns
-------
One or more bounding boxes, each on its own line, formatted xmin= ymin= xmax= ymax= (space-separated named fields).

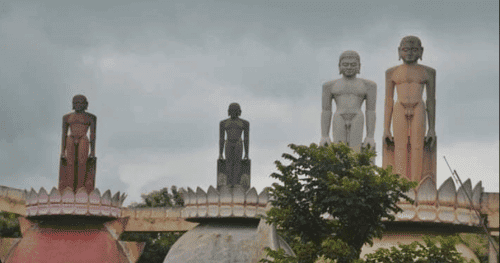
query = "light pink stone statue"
xmin=383 ymin=36 xmax=436 ymax=183
xmin=320 ymin=51 xmax=377 ymax=152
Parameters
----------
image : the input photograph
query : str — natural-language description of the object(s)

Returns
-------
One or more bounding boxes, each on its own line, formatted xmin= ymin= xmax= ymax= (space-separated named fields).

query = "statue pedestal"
xmin=2 ymin=188 xmax=145 ymax=263
xmin=217 ymin=159 xmax=251 ymax=191
xmin=166 ymin=186 xmax=294 ymax=262
xmin=3 ymin=216 xmax=144 ymax=263
xmin=382 ymin=137 xmax=436 ymax=185
xmin=59 ymin=157 xmax=97 ymax=193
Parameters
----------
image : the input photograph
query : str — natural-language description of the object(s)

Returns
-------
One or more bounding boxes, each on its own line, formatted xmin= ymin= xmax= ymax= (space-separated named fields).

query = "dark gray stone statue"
xmin=217 ymin=103 xmax=250 ymax=190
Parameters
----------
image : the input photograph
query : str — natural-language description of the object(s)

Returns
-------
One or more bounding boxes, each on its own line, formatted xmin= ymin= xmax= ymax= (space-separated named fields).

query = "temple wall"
xmin=121 ymin=207 xmax=197 ymax=232
xmin=482 ymin=192 xmax=500 ymax=236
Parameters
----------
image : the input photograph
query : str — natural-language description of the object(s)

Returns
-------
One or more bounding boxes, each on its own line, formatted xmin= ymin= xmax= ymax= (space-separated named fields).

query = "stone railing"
xmin=3 ymin=178 xmax=498 ymax=233
xmin=0 ymin=186 xmax=27 ymax=202
xmin=25 ymin=187 xmax=126 ymax=218
xmin=178 ymin=185 xmax=270 ymax=219
xmin=0 ymin=185 xmax=27 ymax=215
xmin=393 ymin=176 xmax=488 ymax=226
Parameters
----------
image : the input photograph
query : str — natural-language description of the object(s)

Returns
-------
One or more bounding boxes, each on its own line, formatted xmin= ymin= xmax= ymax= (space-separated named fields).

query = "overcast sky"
xmin=1 ymin=0 xmax=498 ymax=206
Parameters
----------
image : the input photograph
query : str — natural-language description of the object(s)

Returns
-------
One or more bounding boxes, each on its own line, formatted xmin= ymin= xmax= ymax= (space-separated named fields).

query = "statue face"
xmin=73 ymin=96 xmax=88 ymax=111
xmin=228 ymin=103 xmax=241 ymax=118
xmin=228 ymin=108 xmax=241 ymax=118
xmin=339 ymin=57 xmax=359 ymax=77
xmin=399 ymin=42 xmax=422 ymax=63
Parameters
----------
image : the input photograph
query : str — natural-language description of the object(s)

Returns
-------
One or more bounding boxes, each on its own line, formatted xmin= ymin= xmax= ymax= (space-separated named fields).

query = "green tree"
xmin=0 ymin=211 xmax=21 ymax=238
xmin=262 ymin=143 xmax=417 ymax=263
xmin=458 ymin=233 xmax=495 ymax=263
xmin=120 ymin=231 xmax=184 ymax=263
xmin=120 ymin=186 xmax=185 ymax=263
xmin=364 ymin=235 xmax=476 ymax=263
xmin=129 ymin=185 xmax=184 ymax=208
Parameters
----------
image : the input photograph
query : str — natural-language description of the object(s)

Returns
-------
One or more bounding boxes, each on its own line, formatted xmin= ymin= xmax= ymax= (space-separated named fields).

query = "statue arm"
xmin=219 ymin=121 xmax=225 ymax=159
xmin=61 ymin=115 xmax=69 ymax=158
xmin=384 ymin=70 xmax=395 ymax=141
xmin=425 ymin=68 xmax=436 ymax=144
xmin=320 ymin=83 xmax=333 ymax=145
xmin=365 ymin=81 xmax=377 ymax=139
xmin=89 ymin=114 xmax=97 ymax=157
xmin=244 ymin=121 xmax=249 ymax=159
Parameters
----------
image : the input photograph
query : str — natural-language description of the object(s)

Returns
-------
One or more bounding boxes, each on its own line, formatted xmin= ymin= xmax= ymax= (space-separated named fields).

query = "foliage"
xmin=129 ymin=186 xmax=184 ymax=208
xmin=0 ymin=211 xmax=21 ymax=238
xmin=364 ymin=235 xmax=477 ymax=263
xmin=459 ymin=233 xmax=495 ymax=263
xmin=262 ymin=143 xmax=417 ymax=263
xmin=261 ymin=248 xmax=300 ymax=263
xmin=120 ymin=185 xmax=185 ymax=263
xmin=120 ymin=231 xmax=185 ymax=263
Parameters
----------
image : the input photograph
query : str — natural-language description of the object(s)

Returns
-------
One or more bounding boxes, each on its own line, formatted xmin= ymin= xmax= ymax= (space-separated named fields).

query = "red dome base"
xmin=4 ymin=216 xmax=142 ymax=263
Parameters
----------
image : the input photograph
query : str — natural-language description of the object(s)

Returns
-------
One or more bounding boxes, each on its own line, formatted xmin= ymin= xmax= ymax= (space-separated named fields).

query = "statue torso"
xmin=67 ymin=112 xmax=92 ymax=137
xmin=222 ymin=118 xmax=248 ymax=142
xmin=391 ymin=64 xmax=428 ymax=106
xmin=328 ymin=78 xmax=368 ymax=113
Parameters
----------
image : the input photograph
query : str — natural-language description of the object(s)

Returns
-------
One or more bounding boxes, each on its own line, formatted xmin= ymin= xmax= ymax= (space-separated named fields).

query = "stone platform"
xmin=163 ymin=185 xmax=294 ymax=263
xmin=391 ymin=177 xmax=485 ymax=226
xmin=1 ymin=186 xmax=144 ymax=263
xmin=2 ymin=216 xmax=144 ymax=263
xmin=179 ymin=185 xmax=268 ymax=219
xmin=25 ymin=187 xmax=126 ymax=218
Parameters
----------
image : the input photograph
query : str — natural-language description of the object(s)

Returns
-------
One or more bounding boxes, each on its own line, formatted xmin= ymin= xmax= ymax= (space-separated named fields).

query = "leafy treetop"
xmin=262 ymin=143 xmax=417 ymax=263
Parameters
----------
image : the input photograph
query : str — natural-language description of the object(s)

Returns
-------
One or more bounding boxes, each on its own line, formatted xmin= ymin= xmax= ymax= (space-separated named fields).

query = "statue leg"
xmin=76 ymin=137 xmax=89 ymax=190
xmin=85 ymin=157 xmax=96 ymax=193
xmin=410 ymin=105 xmax=426 ymax=182
xmin=233 ymin=140 xmax=243 ymax=185
xmin=349 ymin=113 xmax=364 ymax=152
xmin=64 ymin=137 xmax=76 ymax=191
xmin=393 ymin=103 xmax=409 ymax=179
xmin=331 ymin=113 xmax=346 ymax=144
xmin=225 ymin=142 xmax=236 ymax=185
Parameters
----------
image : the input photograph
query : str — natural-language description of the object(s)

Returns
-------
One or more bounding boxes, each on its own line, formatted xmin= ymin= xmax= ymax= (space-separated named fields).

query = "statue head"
xmin=228 ymin=103 xmax=241 ymax=118
xmin=338 ymin=50 xmax=361 ymax=76
xmin=398 ymin=35 xmax=423 ymax=63
xmin=72 ymin=94 xmax=88 ymax=111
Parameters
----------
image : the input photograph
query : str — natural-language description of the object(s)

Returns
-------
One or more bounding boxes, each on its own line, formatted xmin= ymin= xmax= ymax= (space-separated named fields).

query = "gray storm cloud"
xmin=1 ymin=0 xmax=498 ymax=204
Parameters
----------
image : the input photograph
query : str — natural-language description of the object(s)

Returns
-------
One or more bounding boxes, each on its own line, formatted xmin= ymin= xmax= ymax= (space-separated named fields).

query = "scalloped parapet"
xmin=25 ymin=187 xmax=126 ymax=218
xmin=393 ymin=176 xmax=485 ymax=226
xmin=177 ymin=179 xmax=489 ymax=226
xmin=178 ymin=185 xmax=270 ymax=220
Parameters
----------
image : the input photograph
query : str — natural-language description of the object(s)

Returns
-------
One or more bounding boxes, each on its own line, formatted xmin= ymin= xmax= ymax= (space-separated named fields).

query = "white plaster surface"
xmin=164 ymin=219 xmax=293 ymax=263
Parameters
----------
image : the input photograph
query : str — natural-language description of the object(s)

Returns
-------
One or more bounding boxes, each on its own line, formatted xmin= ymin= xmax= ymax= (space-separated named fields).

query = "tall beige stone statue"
xmin=320 ymin=51 xmax=377 ymax=152
xmin=383 ymin=36 xmax=437 ymax=183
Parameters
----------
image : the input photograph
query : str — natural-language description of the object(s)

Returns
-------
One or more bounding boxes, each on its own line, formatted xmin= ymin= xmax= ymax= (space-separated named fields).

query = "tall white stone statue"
xmin=320 ymin=50 xmax=377 ymax=152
